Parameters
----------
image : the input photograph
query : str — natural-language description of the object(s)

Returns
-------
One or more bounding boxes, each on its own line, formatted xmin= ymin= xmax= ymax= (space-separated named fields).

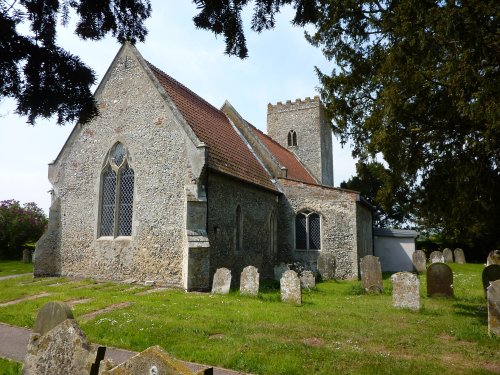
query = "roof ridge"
xmin=244 ymin=120 xmax=298 ymax=159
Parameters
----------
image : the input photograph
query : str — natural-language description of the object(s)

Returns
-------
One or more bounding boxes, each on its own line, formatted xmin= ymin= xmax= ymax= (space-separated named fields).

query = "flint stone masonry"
xmin=487 ymin=250 xmax=500 ymax=266
xmin=442 ymin=248 xmax=454 ymax=263
xmin=427 ymin=263 xmax=453 ymax=297
xmin=211 ymin=268 xmax=231 ymax=295
xmin=280 ymin=270 xmax=301 ymax=305
xmin=360 ymin=255 xmax=383 ymax=293
xmin=391 ymin=272 xmax=420 ymax=310
xmin=454 ymin=248 xmax=466 ymax=264
xmin=317 ymin=253 xmax=335 ymax=280
xmin=482 ymin=265 xmax=500 ymax=298
xmin=240 ymin=266 xmax=259 ymax=296
xmin=300 ymin=270 xmax=316 ymax=289
xmin=274 ymin=263 xmax=289 ymax=281
xmin=412 ymin=250 xmax=427 ymax=273
xmin=429 ymin=251 xmax=444 ymax=264
xmin=33 ymin=301 xmax=74 ymax=336
xmin=487 ymin=280 xmax=500 ymax=337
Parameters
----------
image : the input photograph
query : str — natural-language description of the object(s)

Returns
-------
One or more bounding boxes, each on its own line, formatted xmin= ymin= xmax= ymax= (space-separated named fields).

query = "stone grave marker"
xmin=240 ymin=265 xmax=259 ymax=297
xmin=317 ymin=253 xmax=335 ymax=280
xmin=442 ymin=248 xmax=454 ymax=263
xmin=300 ymin=270 xmax=316 ymax=289
xmin=360 ymin=255 xmax=383 ymax=292
xmin=273 ymin=263 xmax=289 ymax=281
xmin=429 ymin=251 xmax=444 ymax=264
xmin=33 ymin=301 xmax=74 ymax=336
xmin=22 ymin=249 xmax=32 ymax=263
xmin=390 ymin=272 xmax=420 ymax=310
xmin=211 ymin=268 xmax=231 ymax=295
xmin=454 ymin=248 xmax=466 ymax=264
xmin=487 ymin=250 xmax=500 ymax=266
xmin=412 ymin=250 xmax=427 ymax=273
xmin=482 ymin=265 xmax=500 ymax=298
xmin=487 ymin=279 xmax=500 ymax=337
xmin=426 ymin=263 xmax=453 ymax=297
xmin=280 ymin=270 xmax=301 ymax=305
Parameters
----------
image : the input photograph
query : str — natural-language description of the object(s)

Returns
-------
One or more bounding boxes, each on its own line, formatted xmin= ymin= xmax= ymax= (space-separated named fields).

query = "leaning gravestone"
xmin=390 ymin=272 xmax=420 ymax=310
xmin=454 ymin=248 xmax=466 ymax=264
xmin=300 ymin=270 xmax=316 ymax=289
xmin=412 ymin=250 xmax=427 ymax=273
xmin=427 ymin=263 xmax=453 ymax=297
xmin=360 ymin=255 xmax=383 ymax=292
xmin=317 ymin=253 xmax=335 ymax=280
xmin=280 ymin=270 xmax=301 ymax=305
xmin=240 ymin=265 xmax=259 ymax=297
xmin=442 ymin=248 xmax=454 ymax=263
xmin=429 ymin=251 xmax=444 ymax=264
xmin=487 ymin=279 xmax=500 ymax=337
xmin=211 ymin=268 xmax=231 ymax=295
xmin=482 ymin=265 xmax=500 ymax=298
xmin=273 ymin=263 xmax=289 ymax=281
xmin=487 ymin=250 xmax=500 ymax=266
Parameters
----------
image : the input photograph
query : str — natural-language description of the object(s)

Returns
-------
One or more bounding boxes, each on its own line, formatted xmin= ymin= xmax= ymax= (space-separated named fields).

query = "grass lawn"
xmin=0 ymin=262 xmax=498 ymax=374
xmin=0 ymin=261 xmax=33 ymax=277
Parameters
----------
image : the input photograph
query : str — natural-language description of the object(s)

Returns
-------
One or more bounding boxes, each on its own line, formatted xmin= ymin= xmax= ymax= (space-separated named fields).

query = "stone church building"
xmin=35 ymin=43 xmax=373 ymax=290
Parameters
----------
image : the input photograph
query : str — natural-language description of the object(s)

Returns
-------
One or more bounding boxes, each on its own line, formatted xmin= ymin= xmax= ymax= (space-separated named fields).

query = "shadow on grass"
xmin=452 ymin=302 xmax=487 ymax=324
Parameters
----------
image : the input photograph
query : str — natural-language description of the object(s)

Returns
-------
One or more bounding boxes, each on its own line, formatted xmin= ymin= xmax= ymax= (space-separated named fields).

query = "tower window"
xmin=287 ymin=130 xmax=297 ymax=147
xmin=295 ymin=210 xmax=321 ymax=250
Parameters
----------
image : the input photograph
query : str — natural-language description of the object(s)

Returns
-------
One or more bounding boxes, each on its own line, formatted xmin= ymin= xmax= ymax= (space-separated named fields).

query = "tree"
xmin=0 ymin=200 xmax=47 ymax=259
xmin=194 ymin=0 xmax=500 ymax=252
xmin=1 ymin=0 xmax=151 ymax=125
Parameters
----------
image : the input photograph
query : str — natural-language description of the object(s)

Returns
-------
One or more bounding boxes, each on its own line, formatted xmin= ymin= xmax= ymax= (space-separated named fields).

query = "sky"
xmin=0 ymin=1 xmax=357 ymax=215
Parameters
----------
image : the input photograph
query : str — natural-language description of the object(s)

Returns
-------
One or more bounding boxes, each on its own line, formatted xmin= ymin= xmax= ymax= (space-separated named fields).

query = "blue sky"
xmin=0 ymin=1 xmax=356 ymax=214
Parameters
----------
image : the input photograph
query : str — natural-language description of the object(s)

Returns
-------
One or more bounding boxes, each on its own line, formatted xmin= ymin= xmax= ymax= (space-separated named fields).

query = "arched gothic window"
xmin=295 ymin=210 xmax=320 ymax=250
xmin=235 ymin=205 xmax=243 ymax=253
xmin=287 ymin=130 xmax=297 ymax=147
xmin=99 ymin=142 xmax=135 ymax=237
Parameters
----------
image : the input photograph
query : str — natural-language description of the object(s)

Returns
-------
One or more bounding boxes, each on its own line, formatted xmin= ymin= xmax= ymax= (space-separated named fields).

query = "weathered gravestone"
xmin=412 ymin=250 xmax=427 ymax=273
xmin=100 ymin=345 xmax=212 ymax=375
xmin=280 ymin=270 xmax=301 ymax=305
xmin=360 ymin=255 xmax=383 ymax=292
xmin=482 ymin=265 xmax=500 ymax=298
xmin=22 ymin=249 xmax=32 ymax=264
xmin=211 ymin=268 xmax=231 ymax=295
xmin=240 ymin=265 xmax=259 ymax=297
xmin=429 ymin=251 xmax=444 ymax=264
xmin=317 ymin=253 xmax=335 ymax=280
xmin=33 ymin=301 xmax=74 ymax=336
xmin=442 ymin=248 xmax=454 ymax=263
xmin=273 ymin=263 xmax=289 ymax=281
xmin=300 ymin=270 xmax=316 ymax=290
xmin=487 ymin=250 xmax=500 ymax=266
xmin=454 ymin=248 xmax=466 ymax=264
xmin=390 ymin=272 xmax=420 ymax=310
xmin=427 ymin=263 xmax=453 ymax=297
xmin=487 ymin=280 xmax=500 ymax=337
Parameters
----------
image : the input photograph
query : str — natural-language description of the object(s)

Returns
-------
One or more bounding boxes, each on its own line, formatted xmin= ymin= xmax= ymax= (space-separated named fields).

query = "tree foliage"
xmin=195 ymin=0 xmax=500 ymax=251
xmin=0 ymin=200 xmax=47 ymax=259
xmin=0 ymin=0 xmax=151 ymax=125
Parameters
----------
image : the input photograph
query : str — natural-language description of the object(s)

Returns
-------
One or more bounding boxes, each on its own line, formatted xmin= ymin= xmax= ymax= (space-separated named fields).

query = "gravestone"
xmin=412 ymin=250 xmax=427 ymax=273
xmin=487 ymin=280 xmax=500 ymax=337
xmin=429 ymin=251 xmax=444 ymax=264
xmin=390 ymin=272 xmax=420 ymax=310
xmin=240 ymin=265 xmax=259 ymax=297
xmin=211 ymin=268 xmax=231 ymax=295
xmin=280 ymin=270 xmax=301 ymax=305
xmin=454 ymin=248 xmax=466 ymax=264
xmin=442 ymin=248 xmax=454 ymax=263
xmin=426 ymin=263 xmax=453 ymax=297
xmin=33 ymin=301 xmax=74 ymax=336
xmin=101 ymin=345 xmax=212 ymax=374
xmin=300 ymin=270 xmax=316 ymax=289
xmin=317 ymin=253 xmax=335 ymax=280
xmin=482 ymin=265 xmax=500 ymax=298
xmin=22 ymin=249 xmax=32 ymax=263
xmin=487 ymin=250 xmax=500 ymax=266
xmin=360 ymin=255 xmax=383 ymax=292
xmin=273 ymin=263 xmax=289 ymax=281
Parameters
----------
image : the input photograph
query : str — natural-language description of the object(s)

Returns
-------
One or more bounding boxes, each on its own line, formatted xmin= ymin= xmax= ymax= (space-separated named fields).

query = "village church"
xmin=35 ymin=43 xmax=373 ymax=291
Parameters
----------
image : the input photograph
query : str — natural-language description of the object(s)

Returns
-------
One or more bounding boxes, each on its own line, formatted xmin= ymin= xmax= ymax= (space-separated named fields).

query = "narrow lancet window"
xmin=287 ymin=130 xmax=297 ymax=147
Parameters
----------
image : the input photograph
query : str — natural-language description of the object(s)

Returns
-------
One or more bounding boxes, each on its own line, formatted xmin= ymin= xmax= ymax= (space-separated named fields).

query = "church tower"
xmin=267 ymin=96 xmax=333 ymax=186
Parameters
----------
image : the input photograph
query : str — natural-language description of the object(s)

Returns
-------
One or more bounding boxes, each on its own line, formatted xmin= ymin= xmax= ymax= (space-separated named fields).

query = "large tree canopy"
xmin=0 ymin=0 xmax=151 ymax=124
xmin=195 ymin=0 xmax=499 ymax=251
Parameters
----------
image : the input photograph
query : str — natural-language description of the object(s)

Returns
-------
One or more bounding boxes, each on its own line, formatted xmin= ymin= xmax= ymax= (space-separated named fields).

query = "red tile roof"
xmin=148 ymin=63 xmax=277 ymax=191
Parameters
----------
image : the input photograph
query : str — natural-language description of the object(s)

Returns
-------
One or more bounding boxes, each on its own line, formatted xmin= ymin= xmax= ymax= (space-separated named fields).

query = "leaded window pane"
xmin=111 ymin=143 xmax=125 ymax=167
xmin=295 ymin=214 xmax=307 ymax=249
xmin=118 ymin=166 xmax=134 ymax=236
xmin=100 ymin=168 xmax=116 ymax=236
xmin=309 ymin=214 xmax=321 ymax=250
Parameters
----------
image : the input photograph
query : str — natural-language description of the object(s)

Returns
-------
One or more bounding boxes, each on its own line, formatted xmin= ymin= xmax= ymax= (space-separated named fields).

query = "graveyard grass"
xmin=0 ymin=262 xmax=499 ymax=374
xmin=0 ymin=261 xmax=33 ymax=277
